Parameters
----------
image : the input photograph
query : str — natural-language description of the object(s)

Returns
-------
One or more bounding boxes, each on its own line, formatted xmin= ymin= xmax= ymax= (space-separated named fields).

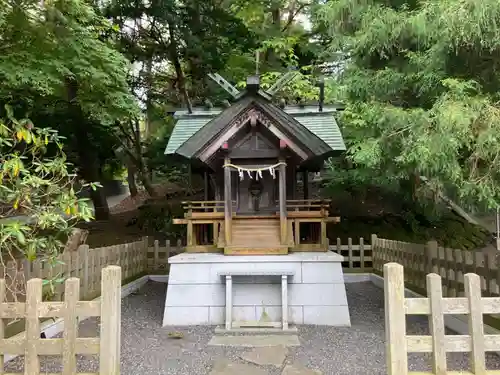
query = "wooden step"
xmin=233 ymin=218 xmax=279 ymax=222
xmin=232 ymin=233 xmax=280 ymax=239
xmin=232 ymin=232 xmax=279 ymax=237
xmin=224 ymin=246 xmax=288 ymax=255
xmin=232 ymin=222 xmax=279 ymax=228
xmin=231 ymin=241 xmax=281 ymax=247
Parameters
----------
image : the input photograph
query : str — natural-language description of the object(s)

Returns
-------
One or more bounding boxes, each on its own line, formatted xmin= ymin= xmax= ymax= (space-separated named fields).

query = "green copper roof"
xmin=165 ymin=105 xmax=346 ymax=156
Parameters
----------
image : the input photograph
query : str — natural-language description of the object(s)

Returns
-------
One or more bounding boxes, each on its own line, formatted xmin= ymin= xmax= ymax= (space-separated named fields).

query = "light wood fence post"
xmin=426 ymin=240 xmax=438 ymax=275
xmin=142 ymin=236 xmax=149 ymax=273
xmin=359 ymin=237 xmax=365 ymax=272
xmin=154 ymin=240 xmax=159 ymax=273
xmin=165 ymin=240 xmax=171 ymax=261
xmin=371 ymin=234 xmax=378 ymax=270
xmin=80 ymin=245 xmax=90 ymax=299
xmin=465 ymin=273 xmax=486 ymax=373
xmin=427 ymin=273 xmax=446 ymax=374
xmin=99 ymin=266 xmax=122 ymax=375
xmin=384 ymin=262 xmax=408 ymax=375
xmin=26 ymin=278 xmax=42 ymax=374
xmin=62 ymin=278 xmax=80 ymax=375
xmin=347 ymin=237 xmax=353 ymax=269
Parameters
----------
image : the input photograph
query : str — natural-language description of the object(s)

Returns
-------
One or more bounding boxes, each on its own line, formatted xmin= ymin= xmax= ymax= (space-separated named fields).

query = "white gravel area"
xmin=5 ymin=281 xmax=500 ymax=374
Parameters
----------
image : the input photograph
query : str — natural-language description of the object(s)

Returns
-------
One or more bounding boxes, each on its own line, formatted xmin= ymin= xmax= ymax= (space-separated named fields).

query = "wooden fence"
xmin=0 ymin=266 xmax=121 ymax=375
xmin=0 ymin=238 xmax=182 ymax=304
xmin=384 ymin=262 xmax=499 ymax=375
xmin=1 ymin=234 xmax=489 ymax=298
xmin=371 ymin=235 xmax=500 ymax=299
xmin=328 ymin=237 xmax=373 ymax=272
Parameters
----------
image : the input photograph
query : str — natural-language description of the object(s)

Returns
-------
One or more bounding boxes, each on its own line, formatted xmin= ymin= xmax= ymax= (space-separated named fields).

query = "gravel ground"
xmin=5 ymin=281 xmax=500 ymax=374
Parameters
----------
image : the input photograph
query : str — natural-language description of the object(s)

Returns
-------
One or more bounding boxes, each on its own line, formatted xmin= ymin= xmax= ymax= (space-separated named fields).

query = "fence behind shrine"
xmin=0 ymin=266 xmax=121 ymax=375
xmin=0 ymin=237 xmax=181 ymax=304
xmin=369 ymin=235 xmax=500 ymax=298
xmin=1 ymin=233 xmax=493 ymax=302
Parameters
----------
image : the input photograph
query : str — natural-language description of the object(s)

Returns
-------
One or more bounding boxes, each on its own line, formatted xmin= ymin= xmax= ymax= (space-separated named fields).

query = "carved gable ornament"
xmin=198 ymin=105 xmax=309 ymax=162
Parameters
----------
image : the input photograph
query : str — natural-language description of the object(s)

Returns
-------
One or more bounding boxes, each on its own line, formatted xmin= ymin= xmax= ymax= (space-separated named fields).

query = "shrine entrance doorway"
xmin=236 ymin=170 xmax=278 ymax=215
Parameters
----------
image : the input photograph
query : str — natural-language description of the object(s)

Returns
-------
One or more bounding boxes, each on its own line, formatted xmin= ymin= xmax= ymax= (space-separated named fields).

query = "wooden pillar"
xmin=203 ymin=171 xmax=209 ymax=244
xmin=224 ymin=157 xmax=232 ymax=246
xmin=203 ymin=171 xmax=209 ymax=201
xmin=302 ymin=170 xmax=309 ymax=200
xmin=286 ymin=164 xmax=296 ymax=200
xmin=279 ymin=159 xmax=287 ymax=246
xmin=187 ymin=203 xmax=194 ymax=248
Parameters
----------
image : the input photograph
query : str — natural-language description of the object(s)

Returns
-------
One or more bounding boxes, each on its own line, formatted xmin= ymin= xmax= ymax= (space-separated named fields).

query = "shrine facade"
xmin=162 ymin=74 xmax=351 ymax=329
xmin=164 ymin=75 xmax=346 ymax=255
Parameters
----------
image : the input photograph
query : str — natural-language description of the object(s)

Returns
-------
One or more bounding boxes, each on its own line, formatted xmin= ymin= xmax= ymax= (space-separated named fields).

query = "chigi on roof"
xmin=164 ymin=73 xmax=346 ymax=168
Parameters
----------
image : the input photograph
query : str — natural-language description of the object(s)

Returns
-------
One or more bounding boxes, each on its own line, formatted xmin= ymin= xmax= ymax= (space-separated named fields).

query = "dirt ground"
xmin=78 ymin=183 xmax=197 ymax=248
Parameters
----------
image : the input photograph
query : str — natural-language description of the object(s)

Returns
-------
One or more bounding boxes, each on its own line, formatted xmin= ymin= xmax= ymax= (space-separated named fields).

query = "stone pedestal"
xmin=162 ymin=252 xmax=350 ymax=327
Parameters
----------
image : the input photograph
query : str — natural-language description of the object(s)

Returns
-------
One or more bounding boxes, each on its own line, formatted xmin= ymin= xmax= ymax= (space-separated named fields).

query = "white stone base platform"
xmin=162 ymin=252 xmax=351 ymax=327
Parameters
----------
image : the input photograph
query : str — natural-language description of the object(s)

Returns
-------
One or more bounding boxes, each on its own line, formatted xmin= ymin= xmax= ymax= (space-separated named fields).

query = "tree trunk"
xmin=89 ymin=184 xmax=110 ymax=220
xmin=138 ymin=165 xmax=157 ymax=197
xmin=66 ymin=78 xmax=110 ymax=220
xmin=167 ymin=18 xmax=193 ymax=113
xmin=130 ymin=119 xmax=157 ymax=198
xmin=144 ymin=58 xmax=154 ymax=138
xmin=127 ymin=165 xmax=138 ymax=197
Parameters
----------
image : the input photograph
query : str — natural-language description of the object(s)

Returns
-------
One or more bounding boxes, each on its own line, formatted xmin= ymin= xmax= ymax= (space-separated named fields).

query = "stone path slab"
xmin=209 ymin=359 xmax=269 ymax=375
xmin=208 ymin=334 xmax=300 ymax=347
xmin=241 ymin=346 xmax=288 ymax=367
xmin=281 ymin=363 xmax=323 ymax=375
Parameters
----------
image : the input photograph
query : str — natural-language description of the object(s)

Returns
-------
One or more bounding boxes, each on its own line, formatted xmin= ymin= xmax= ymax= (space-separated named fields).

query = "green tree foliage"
xmin=0 ymin=0 xmax=137 ymax=123
xmin=317 ymin=0 xmax=500 ymax=210
xmin=0 ymin=110 xmax=94 ymax=295
xmin=0 ymin=0 xmax=140 ymax=218
xmin=104 ymin=0 xmax=255 ymax=106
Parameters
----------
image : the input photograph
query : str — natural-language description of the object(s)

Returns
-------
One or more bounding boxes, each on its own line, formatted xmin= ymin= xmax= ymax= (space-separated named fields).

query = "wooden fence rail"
xmin=328 ymin=237 xmax=373 ymax=272
xmin=0 ymin=233 xmax=490 ymax=306
xmin=0 ymin=237 xmax=183 ymax=306
xmin=384 ymin=262 xmax=498 ymax=375
xmin=371 ymin=235 xmax=500 ymax=298
xmin=0 ymin=266 xmax=121 ymax=375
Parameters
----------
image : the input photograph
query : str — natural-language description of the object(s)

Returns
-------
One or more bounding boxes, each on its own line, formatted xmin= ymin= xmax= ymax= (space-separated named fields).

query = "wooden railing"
xmin=285 ymin=199 xmax=331 ymax=212
xmin=182 ymin=200 xmax=225 ymax=214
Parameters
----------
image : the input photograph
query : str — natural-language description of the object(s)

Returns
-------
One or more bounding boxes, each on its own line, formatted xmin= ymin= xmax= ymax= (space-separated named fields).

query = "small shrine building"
xmin=162 ymin=74 xmax=350 ymax=329
xmin=164 ymin=75 xmax=346 ymax=255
